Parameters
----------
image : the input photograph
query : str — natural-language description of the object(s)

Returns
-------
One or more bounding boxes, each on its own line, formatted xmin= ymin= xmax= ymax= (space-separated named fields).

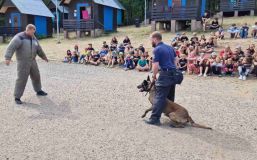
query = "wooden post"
xmin=191 ymin=19 xmax=197 ymax=31
xmin=151 ymin=21 xmax=156 ymax=32
xmin=158 ymin=22 xmax=164 ymax=30
xmin=170 ymin=20 xmax=176 ymax=33
xmin=76 ymin=30 xmax=81 ymax=38
xmin=0 ymin=36 xmax=3 ymax=43
xmin=250 ymin=10 xmax=254 ymax=16
xmin=91 ymin=30 xmax=96 ymax=37
xmin=234 ymin=11 xmax=238 ymax=17
xmin=64 ymin=30 xmax=68 ymax=39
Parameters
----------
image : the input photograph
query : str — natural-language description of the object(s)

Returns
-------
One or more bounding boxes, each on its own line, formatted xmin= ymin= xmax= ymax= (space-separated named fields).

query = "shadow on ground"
xmin=21 ymin=97 xmax=79 ymax=120
xmin=159 ymin=121 xmax=254 ymax=153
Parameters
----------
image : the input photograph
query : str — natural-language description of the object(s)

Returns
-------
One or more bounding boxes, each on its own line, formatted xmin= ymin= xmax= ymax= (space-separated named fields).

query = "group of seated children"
xmin=63 ymin=36 xmax=151 ymax=72
xmin=176 ymin=39 xmax=257 ymax=80
xmin=202 ymin=12 xmax=257 ymax=39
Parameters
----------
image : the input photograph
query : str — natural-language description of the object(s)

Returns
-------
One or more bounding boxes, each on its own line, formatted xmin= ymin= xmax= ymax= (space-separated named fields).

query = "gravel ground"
xmin=0 ymin=61 xmax=257 ymax=160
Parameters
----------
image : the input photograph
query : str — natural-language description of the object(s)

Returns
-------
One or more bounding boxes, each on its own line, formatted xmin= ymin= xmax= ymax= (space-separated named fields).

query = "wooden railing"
xmin=151 ymin=6 xmax=199 ymax=21
xmin=63 ymin=19 xmax=94 ymax=31
xmin=0 ymin=27 xmax=22 ymax=36
xmin=220 ymin=0 xmax=256 ymax=12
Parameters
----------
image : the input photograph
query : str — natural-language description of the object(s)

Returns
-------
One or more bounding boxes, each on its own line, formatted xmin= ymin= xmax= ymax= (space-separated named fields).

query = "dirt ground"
xmin=0 ymin=61 xmax=256 ymax=160
xmin=0 ymin=16 xmax=257 ymax=160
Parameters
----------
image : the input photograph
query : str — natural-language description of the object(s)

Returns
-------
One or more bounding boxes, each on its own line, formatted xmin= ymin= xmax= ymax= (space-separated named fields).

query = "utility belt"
xmin=157 ymin=68 xmax=184 ymax=86
xmin=160 ymin=68 xmax=176 ymax=72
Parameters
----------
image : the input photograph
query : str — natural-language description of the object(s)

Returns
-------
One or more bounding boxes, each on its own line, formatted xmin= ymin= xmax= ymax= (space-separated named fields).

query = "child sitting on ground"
xmin=71 ymin=51 xmax=79 ymax=63
xmin=124 ymin=54 xmax=134 ymax=71
xmin=215 ymin=27 xmax=225 ymax=39
xmin=136 ymin=56 xmax=149 ymax=72
xmin=228 ymin=24 xmax=240 ymax=39
xmin=187 ymin=46 xmax=198 ymax=75
xmin=240 ymin=23 xmax=249 ymax=39
xmin=251 ymin=22 xmax=257 ymax=38
xmin=248 ymin=44 xmax=256 ymax=56
xmin=211 ymin=56 xmax=223 ymax=77
xmin=133 ymin=49 xmax=141 ymax=67
xmin=89 ymin=51 xmax=101 ymax=66
xmin=117 ymin=43 xmax=125 ymax=65
xmin=252 ymin=55 xmax=257 ymax=77
xmin=238 ymin=57 xmax=252 ymax=80
xmin=83 ymin=48 xmax=94 ymax=64
xmin=178 ymin=54 xmax=187 ymax=74
xmin=198 ymin=53 xmax=210 ymax=77
xmin=63 ymin=50 xmax=72 ymax=63
xmin=224 ymin=58 xmax=235 ymax=76
xmin=107 ymin=50 xmax=118 ymax=68
xmin=99 ymin=46 xmax=109 ymax=62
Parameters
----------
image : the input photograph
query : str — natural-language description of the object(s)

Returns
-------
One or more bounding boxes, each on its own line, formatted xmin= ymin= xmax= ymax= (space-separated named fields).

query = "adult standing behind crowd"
xmin=5 ymin=24 xmax=48 ymax=105
xmin=146 ymin=31 xmax=177 ymax=125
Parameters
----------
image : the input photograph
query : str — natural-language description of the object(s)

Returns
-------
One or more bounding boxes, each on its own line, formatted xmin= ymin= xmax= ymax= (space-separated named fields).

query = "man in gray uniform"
xmin=5 ymin=24 xmax=48 ymax=104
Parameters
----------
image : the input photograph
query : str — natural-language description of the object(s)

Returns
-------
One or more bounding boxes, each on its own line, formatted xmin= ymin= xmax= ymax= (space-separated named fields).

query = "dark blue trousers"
xmin=151 ymin=71 xmax=176 ymax=120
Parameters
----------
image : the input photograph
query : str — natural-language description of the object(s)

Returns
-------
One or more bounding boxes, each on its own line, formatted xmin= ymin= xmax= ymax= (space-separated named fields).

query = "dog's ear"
xmin=147 ymin=75 xmax=150 ymax=82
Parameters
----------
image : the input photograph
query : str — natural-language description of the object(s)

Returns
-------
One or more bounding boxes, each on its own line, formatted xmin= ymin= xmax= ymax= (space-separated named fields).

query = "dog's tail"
xmin=188 ymin=116 xmax=212 ymax=130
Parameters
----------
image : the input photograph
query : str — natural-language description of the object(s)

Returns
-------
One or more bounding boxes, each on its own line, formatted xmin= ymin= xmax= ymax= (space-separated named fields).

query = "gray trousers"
xmin=14 ymin=60 xmax=42 ymax=99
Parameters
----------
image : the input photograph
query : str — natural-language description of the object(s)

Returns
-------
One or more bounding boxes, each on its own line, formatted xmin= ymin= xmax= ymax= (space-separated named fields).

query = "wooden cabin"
xmin=60 ymin=0 xmax=125 ymax=38
xmin=219 ymin=0 xmax=256 ymax=17
xmin=0 ymin=0 xmax=54 ymax=37
xmin=46 ymin=0 xmax=69 ymax=30
xmin=151 ymin=0 xmax=207 ymax=32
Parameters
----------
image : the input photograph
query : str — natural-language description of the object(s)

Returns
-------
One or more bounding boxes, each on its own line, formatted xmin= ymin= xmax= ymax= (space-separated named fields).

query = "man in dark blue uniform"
xmin=146 ymin=31 xmax=177 ymax=125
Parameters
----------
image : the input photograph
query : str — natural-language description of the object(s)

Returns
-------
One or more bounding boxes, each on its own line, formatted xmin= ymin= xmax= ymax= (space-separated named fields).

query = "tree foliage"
xmin=119 ymin=0 xmax=146 ymax=25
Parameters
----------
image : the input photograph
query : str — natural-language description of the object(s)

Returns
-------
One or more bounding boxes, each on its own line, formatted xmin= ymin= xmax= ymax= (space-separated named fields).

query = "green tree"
xmin=119 ymin=0 xmax=145 ymax=25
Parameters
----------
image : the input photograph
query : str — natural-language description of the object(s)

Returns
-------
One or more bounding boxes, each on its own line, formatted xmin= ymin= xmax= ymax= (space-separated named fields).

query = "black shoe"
xmin=15 ymin=98 xmax=22 ymax=105
xmin=37 ymin=90 xmax=48 ymax=96
xmin=145 ymin=118 xmax=161 ymax=126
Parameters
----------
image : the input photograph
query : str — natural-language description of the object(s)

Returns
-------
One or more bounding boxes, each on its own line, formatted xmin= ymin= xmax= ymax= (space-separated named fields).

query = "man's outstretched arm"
xmin=5 ymin=36 xmax=22 ymax=65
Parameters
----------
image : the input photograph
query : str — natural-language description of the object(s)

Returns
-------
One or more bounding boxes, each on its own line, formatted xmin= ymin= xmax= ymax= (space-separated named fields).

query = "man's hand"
xmin=152 ymin=74 xmax=157 ymax=81
xmin=43 ymin=57 xmax=49 ymax=62
xmin=5 ymin=60 xmax=11 ymax=66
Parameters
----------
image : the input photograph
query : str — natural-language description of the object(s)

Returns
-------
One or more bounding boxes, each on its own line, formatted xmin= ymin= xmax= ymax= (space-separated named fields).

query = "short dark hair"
xmin=151 ymin=31 xmax=162 ymax=40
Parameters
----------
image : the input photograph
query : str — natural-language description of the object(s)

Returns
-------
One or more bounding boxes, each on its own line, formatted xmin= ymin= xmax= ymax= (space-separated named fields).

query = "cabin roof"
xmin=49 ymin=0 xmax=69 ymax=13
xmin=94 ymin=0 xmax=125 ymax=10
xmin=0 ymin=0 xmax=54 ymax=17
xmin=61 ymin=0 xmax=125 ymax=10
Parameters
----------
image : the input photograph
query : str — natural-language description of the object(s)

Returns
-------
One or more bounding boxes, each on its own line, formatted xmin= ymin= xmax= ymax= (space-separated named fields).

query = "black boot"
xmin=15 ymin=98 xmax=22 ymax=105
xmin=145 ymin=118 xmax=161 ymax=126
xmin=37 ymin=90 xmax=48 ymax=96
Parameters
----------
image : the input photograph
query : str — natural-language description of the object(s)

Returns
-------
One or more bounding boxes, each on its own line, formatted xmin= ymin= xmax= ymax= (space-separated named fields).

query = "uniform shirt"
xmin=153 ymin=42 xmax=176 ymax=70
xmin=5 ymin=32 xmax=46 ymax=61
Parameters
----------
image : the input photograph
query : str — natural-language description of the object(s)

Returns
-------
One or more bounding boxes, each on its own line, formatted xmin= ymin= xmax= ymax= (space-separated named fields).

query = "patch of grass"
xmin=1 ymin=16 xmax=257 ymax=62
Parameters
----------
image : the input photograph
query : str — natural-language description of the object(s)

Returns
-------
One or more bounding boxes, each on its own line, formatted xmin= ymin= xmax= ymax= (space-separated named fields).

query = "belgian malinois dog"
xmin=138 ymin=76 xmax=212 ymax=130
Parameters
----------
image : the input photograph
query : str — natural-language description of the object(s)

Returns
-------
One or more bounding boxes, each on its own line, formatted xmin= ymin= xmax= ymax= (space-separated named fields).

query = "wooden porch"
xmin=151 ymin=6 xmax=200 ymax=21
xmin=220 ymin=0 xmax=256 ymax=12
xmin=62 ymin=19 xmax=104 ymax=38
xmin=63 ymin=19 xmax=95 ymax=31
xmin=0 ymin=26 xmax=22 ymax=36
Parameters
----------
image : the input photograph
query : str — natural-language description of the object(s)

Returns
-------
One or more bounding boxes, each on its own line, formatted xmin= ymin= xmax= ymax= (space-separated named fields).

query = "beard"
xmin=152 ymin=42 xmax=156 ymax=48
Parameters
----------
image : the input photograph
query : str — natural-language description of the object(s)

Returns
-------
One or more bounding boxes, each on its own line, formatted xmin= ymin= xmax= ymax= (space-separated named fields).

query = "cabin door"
xmin=10 ymin=13 xmax=21 ymax=34
xmin=11 ymin=13 xmax=21 ymax=28
xmin=104 ymin=6 xmax=113 ymax=31
xmin=35 ymin=16 xmax=47 ymax=36
xmin=76 ymin=3 xmax=91 ymax=20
